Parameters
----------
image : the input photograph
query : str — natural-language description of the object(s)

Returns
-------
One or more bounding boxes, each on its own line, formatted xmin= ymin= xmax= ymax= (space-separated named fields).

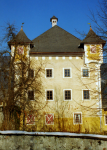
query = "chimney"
xmin=50 ymin=16 xmax=58 ymax=27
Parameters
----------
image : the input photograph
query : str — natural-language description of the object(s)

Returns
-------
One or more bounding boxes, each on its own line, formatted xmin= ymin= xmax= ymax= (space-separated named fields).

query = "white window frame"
xmin=82 ymin=89 xmax=90 ymax=101
xmin=81 ymin=68 xmax=90 ymax=78
xmin=73 ymin=112 xmax=82 ymax=124
xmin=45 ymin=89 xmax=54 ymax=101
xmin=63 ymin=89 xmax=72 ymax=101
xmin=45 ymin=113 xmax=54 ymax=125
xmin=26 ymin=114 xmax=35 ymax=125
xmin=63 ymin=68 xmax=72 ymax=78
xmin=105 ymin=115 xmax=107 ymax=125
xmin=45 ymin=68 xmax=54 ymax=78
xmin=27 ymin=89 xmax=35 ymax=101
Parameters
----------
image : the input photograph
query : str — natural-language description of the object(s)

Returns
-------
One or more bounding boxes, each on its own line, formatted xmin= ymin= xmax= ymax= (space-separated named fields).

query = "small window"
xmin=74 ymin=113 xmax=82 ymax=124
xmin=83 ymin=69 xmax=89 ymax=77
xmin=46 ymin=69 xmax=52 ymax=77
xmin=26 ymin=114 xmax=35 ymax=125
xmin=83 ymin=90 xmax=90 ymax=100
xmin=28 ymin=69 xmax=34 ymax=78
xmin=64 ymin=69 xmax=70 ymax=77
xmin=105 ymin=115 xmax=107 ymax=125
xmin=45 ymin=114 xmax=54 ymax=125
xmin=46 ymin=90 xmax=53 ymax=100
xmin=28 ymin=90 xmax=34 ymax=100
xmin=64 ymin=90 xmax=71 ymax=100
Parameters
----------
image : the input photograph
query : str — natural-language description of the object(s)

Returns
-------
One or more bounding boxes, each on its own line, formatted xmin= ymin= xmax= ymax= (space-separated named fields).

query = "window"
xmin=83 ymin=90 xmax=90 ymax=100
xmin=105 ymin=115 xmax=107 ymax=125
xmin=64 ymin=90 xmax=72 ymax=100
xmin=28 ymin=90 xmax=34 ymax=100
xmin=46 ymin=90 xmax=53 ymax=100
xmin=83 ymin=69 xmax=89 ymax=77
xmin=26 ymin=114 xmax=35 ymax=125
xmin=74 ymin=113 xmax=82 ymax=124
xmin=46 ymin=69 xmax=52 ymax=77
xmin=28 ymin=69 xmax=34 ymax=78
xmin=45 ymin=114 xmax=54 ymax=125
xmin=63 ymin=68 xmax=71 ymax=78
xmin=64 ymin=69 xmax=70 ymax=77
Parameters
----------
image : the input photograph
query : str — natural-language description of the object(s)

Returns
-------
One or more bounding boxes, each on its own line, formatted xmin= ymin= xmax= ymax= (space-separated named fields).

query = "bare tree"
xmin=0 ymin=23 xmax=46 ymax=130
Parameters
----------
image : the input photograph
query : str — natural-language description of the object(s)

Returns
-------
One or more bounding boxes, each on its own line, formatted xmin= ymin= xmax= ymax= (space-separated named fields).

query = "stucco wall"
xmin=19 ymin=56 xmax=104 ymax=133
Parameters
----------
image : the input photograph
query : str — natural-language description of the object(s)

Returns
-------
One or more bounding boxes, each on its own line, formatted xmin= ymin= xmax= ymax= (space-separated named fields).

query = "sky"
xmin=0 ymin=0 xmax=101 ymax=44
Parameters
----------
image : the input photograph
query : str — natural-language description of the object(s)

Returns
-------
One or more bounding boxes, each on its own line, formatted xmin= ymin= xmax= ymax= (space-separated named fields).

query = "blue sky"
xmin=0 ymin=0 xmax=101 ymax=42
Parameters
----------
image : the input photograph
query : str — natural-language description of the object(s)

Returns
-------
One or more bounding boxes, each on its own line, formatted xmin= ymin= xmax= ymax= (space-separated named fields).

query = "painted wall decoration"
xmin=90 ymin=46 xmax=96 ymax=53
xmin=17 ymin=46 xmax=24 ymax=55
xmin=45 ymin=114 xmax=54 ymax=125
xmin=85 ymin=44 xmax=103 ymax=63
xmin=26 ymin=114 xmax=35 ymax=125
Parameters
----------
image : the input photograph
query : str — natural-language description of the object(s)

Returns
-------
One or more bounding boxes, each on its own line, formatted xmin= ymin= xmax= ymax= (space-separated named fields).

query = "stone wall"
xmin=0 ymin=134 xmax=107 ymax=150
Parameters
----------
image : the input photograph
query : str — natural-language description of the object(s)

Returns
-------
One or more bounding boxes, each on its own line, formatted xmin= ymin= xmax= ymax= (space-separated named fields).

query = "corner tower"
xmin=80 ymin=26 xmax=106 ymax=64
xmin=8 ymin=27 xmax=32 ymax=60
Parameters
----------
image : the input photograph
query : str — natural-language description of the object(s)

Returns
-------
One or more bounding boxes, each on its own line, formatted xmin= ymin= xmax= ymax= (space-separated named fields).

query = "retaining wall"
xmin=0 ymin=132 xmax=107 ymax=150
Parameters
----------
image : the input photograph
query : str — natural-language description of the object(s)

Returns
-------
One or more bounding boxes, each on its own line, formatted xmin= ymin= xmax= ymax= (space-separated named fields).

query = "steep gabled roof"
xmin=31 ymin=25 xmax=83 ymax=53
xmin=81 ymin=28 xmax=106 ymax=44
xmin=8 ymin=28 xmax=32 ymax=45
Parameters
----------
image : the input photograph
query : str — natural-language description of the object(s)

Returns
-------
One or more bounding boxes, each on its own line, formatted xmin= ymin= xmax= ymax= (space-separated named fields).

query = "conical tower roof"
xmin=8 ymin=28 xmax=32 ymax=45
xmin=81 ymin=28 xmax=106 ymax=45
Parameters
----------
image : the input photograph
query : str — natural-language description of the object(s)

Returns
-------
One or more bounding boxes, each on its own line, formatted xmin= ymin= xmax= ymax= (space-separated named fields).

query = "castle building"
xmin=8 ymin=16 xmax=107 ymax=133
